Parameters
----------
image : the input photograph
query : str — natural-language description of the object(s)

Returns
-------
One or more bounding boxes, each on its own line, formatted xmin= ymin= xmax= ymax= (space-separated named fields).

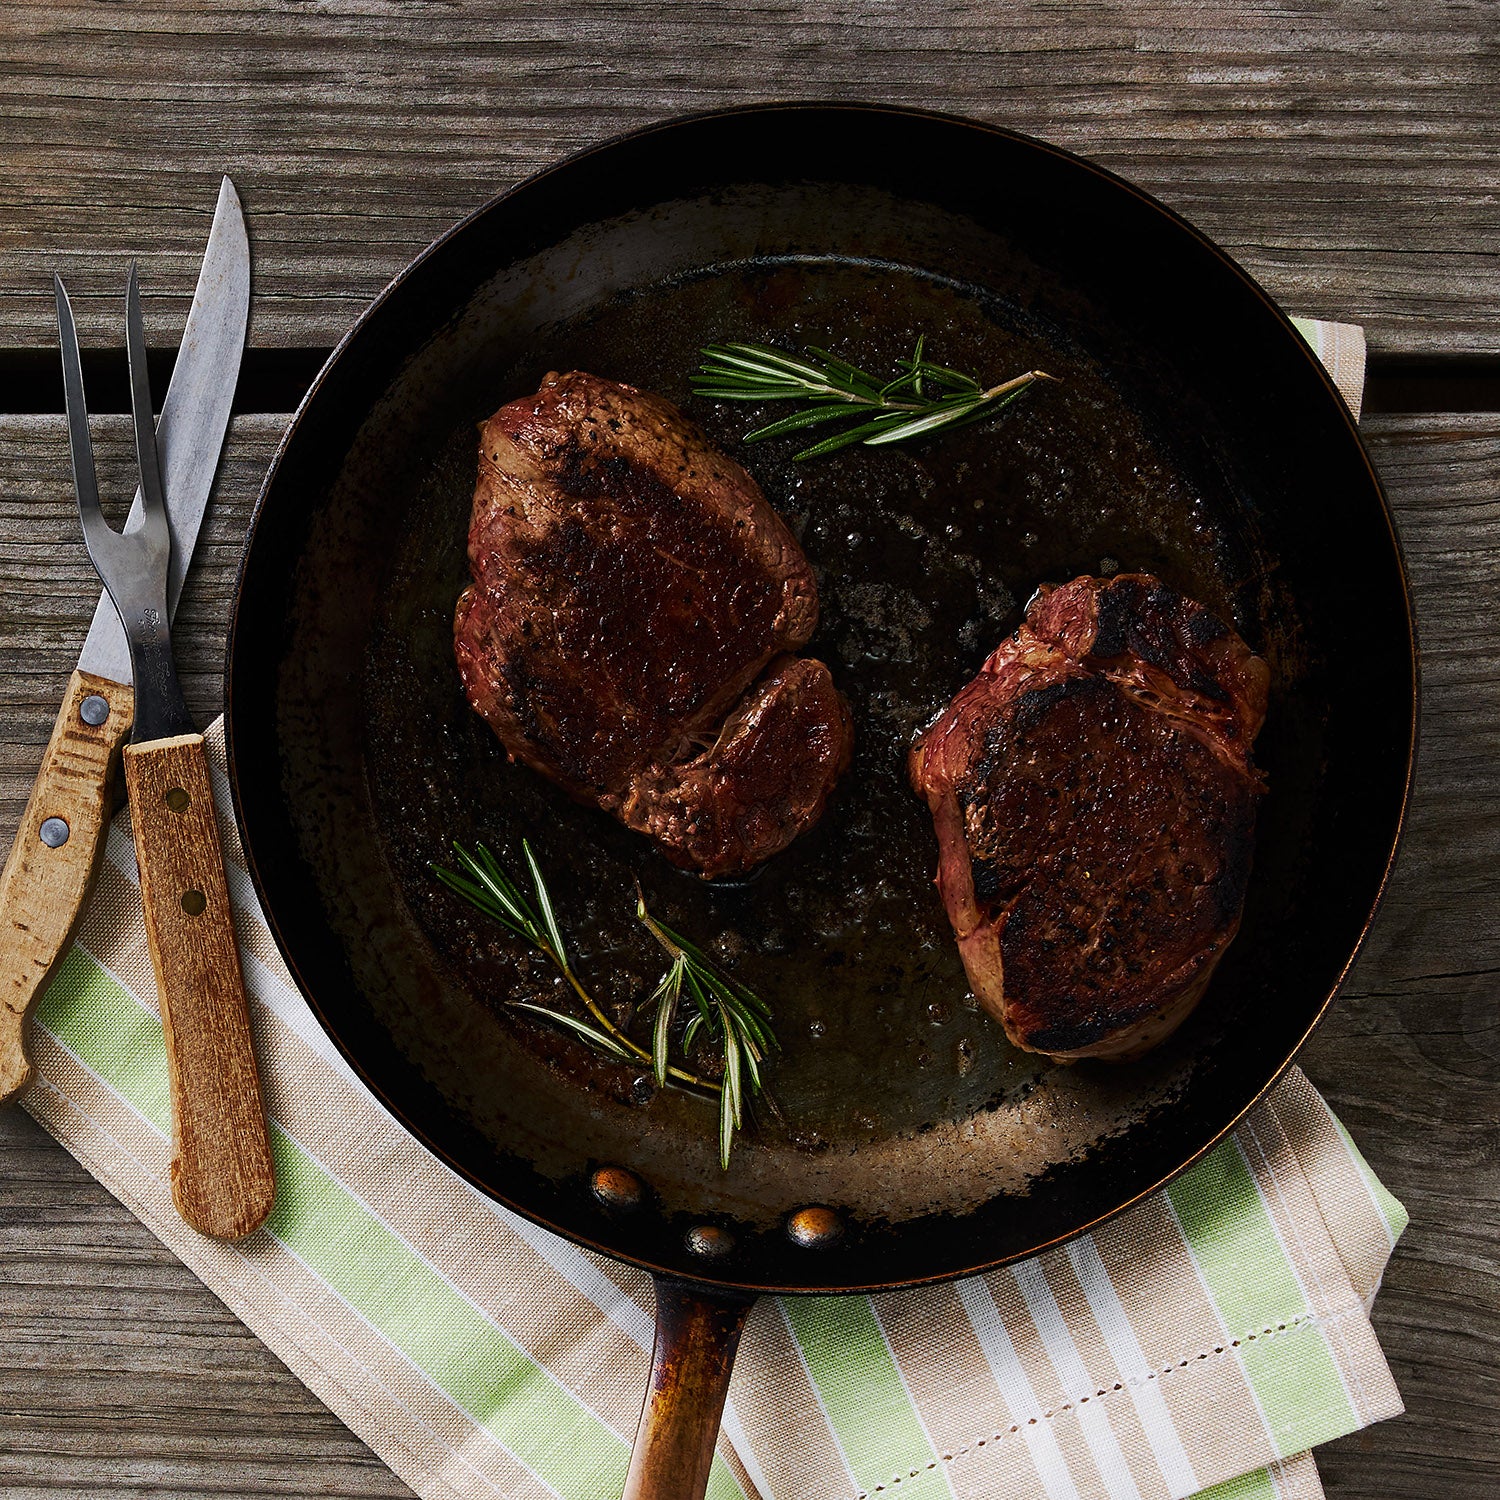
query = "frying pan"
xmin=225 ymin=104 xmax=1416 ymax=1499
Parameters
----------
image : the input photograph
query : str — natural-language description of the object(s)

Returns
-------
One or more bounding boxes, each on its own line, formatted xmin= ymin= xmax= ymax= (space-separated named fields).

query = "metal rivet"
xmin=685 ymin=1224 xmax=735 ymax=1259
xmin=180 ymin=890 xmax=207 ymax=916
xmin=786 ymin=1205 xmax=844 ymax=1249
xmin=39 ymin=817 xmax=70 ymax=848
xmin=590 ymin=1165 xmax=644 ymax=1212
xmin=79 ymin=695 xmax=110 ymax=727
xmin=164 ymin=786 xmax=191 ymax=813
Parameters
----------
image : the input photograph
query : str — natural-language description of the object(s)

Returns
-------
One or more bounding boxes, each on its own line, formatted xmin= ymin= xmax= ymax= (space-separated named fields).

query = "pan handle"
xmin=622 ymin=1276 xmax=756 ymax=1500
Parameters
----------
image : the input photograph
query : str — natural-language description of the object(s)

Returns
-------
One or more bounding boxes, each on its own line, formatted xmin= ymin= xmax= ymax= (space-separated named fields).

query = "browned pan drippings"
xmin=363 ymin=256 xmax=1261 ymax=1218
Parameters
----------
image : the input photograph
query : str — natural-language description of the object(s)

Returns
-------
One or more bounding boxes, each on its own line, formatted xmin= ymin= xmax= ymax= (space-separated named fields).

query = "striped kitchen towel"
xmin=19 ymin=318 xmax=1404 ymax=1500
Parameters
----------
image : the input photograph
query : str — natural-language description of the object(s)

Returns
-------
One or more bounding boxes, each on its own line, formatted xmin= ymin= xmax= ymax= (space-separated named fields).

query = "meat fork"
xmin=50 ymin=267 xmax=274 ymax=1240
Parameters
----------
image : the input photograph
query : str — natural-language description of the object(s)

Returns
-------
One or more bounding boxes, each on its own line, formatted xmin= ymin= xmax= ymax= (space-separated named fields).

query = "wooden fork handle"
xmin=123 ymin=732 xmax=275 ymax=1241
xmin=0 ymin=669 xmax=133 ymax=1103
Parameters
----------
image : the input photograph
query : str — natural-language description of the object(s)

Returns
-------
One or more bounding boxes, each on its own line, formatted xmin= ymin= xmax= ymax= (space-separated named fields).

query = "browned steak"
xmin=454 ymin=371 xmax=852 ymax=879
xmin=909 ymin=574 xmax=1269 ymax=1060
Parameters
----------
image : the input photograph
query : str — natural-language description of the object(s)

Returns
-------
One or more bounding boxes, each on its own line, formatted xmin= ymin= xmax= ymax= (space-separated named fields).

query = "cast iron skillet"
xmin=225 ymin=104 xmax=1416 ymax=1499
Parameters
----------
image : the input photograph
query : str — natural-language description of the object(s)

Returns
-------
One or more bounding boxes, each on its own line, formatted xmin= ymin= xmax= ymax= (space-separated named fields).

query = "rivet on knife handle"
xmin=122 ymin=732 xmax=275 ymax=1240
xmin=0 ymin=669 xmax=133 ymax=1103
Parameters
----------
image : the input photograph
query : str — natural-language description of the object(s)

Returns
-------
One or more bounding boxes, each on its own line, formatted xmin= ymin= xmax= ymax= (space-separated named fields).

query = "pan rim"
xmin=225 ymin=100 xmax=1419 ymax=1295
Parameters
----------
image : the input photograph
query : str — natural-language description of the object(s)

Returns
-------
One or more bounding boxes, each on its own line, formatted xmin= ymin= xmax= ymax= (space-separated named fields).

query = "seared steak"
xmin=454 ymin=371 xmax=852 ymax=879
xmin=909 ymin=574 xmax=1269 ymax=1060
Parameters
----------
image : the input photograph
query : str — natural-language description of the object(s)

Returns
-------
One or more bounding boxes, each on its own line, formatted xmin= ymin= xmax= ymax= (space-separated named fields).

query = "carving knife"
xmin=0 ymin=182 xmax=260 ymax=1227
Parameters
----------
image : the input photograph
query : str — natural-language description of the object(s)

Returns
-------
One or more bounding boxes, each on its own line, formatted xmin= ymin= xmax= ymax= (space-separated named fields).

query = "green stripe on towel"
xmin=264 ymin=1124 xmax=633 ymax=1498
xmin=781 ymin=1295 xmax=953 ymax=1498
xmin=41 ymin=946 xmax=173 ymax=1130
xmin=1168 ymin=1138 xmax=1358 ymax=1459
xmin=1190 ymin=1466 xmax=1279 ymax=1500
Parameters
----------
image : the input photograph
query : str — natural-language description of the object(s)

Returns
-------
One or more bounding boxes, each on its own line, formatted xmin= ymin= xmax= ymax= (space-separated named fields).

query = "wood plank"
xmin=1298 ymin=414 xmax=1500 ymax=1498
xmin=0 ymin=412 xmax=1496 ymax=1494
xmin=0 ymin=2 xmax=1496 ymax=356
xmin=0 ymin=1106 xmax=412 ymax=1500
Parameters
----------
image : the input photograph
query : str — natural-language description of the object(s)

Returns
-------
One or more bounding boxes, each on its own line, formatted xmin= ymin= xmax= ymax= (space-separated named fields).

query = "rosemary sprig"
xmin=692 ymin=336 xmax=1058 ymax=460
xmin=432 ymin=842 xmax=777 ymax=1166
xmin=635 ymin=889 xmax=778 ymax=1169
xmin=432 ymin=841 xmax=704 ymax=1087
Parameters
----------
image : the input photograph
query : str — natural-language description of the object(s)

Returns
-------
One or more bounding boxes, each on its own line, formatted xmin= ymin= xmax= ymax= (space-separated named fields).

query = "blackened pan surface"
xmin=226 ymin=105 xmax=1415 ymax=1292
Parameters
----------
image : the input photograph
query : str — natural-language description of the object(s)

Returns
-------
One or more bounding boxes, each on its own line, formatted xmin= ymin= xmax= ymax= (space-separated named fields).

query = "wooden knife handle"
xmin=122 ymin=732 xmax=275 ymax=1241
xmin=0 ymin=669 xmax=133 ymax=1104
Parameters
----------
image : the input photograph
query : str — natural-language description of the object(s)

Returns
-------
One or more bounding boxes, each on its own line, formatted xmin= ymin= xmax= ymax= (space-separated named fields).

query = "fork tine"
xmin=125 ymin=262 xmax=168 ymax=525
xmin=53 ymin=274 xmax=109 ymax=555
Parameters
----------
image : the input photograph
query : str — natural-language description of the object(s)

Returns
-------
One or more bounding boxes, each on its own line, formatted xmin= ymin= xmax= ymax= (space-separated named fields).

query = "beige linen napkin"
xmin=21 ymin=317 xmax=1402 ymax=1500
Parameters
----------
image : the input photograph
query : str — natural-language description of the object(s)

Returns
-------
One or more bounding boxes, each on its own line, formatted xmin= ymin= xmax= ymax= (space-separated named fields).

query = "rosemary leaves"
xmin=692 ymin=337 xmax=1057 ymax=460
xmin=432 ymin=840 xmax=776 ymax=1167
xmin=635 ymin=891 xmax=777 ymax=1171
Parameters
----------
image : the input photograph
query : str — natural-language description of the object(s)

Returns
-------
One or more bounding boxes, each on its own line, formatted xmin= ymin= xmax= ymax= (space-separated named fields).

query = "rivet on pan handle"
xmin=621 ymin=1277 xmax=755 ymax=1500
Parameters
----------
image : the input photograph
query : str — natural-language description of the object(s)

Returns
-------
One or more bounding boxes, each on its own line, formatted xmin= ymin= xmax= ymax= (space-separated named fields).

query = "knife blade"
xmin=0 ymin=177 xmax=251 ymax=1105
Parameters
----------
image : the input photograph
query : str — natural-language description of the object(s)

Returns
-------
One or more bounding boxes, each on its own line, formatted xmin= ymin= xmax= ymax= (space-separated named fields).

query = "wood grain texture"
xmin=1298 ymin=414 xmax=1500 ymax=1499
xmin=0 ymin=2 xmax=1496 ymax=357
xmin=0 ymin=668 xmax=131 ymax=1102
xmin=0 ymin=412 xmax=1494 ymax=1496
xmin=0 ymin=1106 xmax=412 ymax=1500
xmin=121 ymin=732 xmax=275 ymax=1242
xmin=0 ymin=414 xmax=262 ymax=751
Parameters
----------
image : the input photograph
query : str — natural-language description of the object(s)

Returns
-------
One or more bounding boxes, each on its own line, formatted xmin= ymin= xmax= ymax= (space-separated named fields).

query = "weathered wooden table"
xmin=1 ymin=5 xmax=1496 ymax=1497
